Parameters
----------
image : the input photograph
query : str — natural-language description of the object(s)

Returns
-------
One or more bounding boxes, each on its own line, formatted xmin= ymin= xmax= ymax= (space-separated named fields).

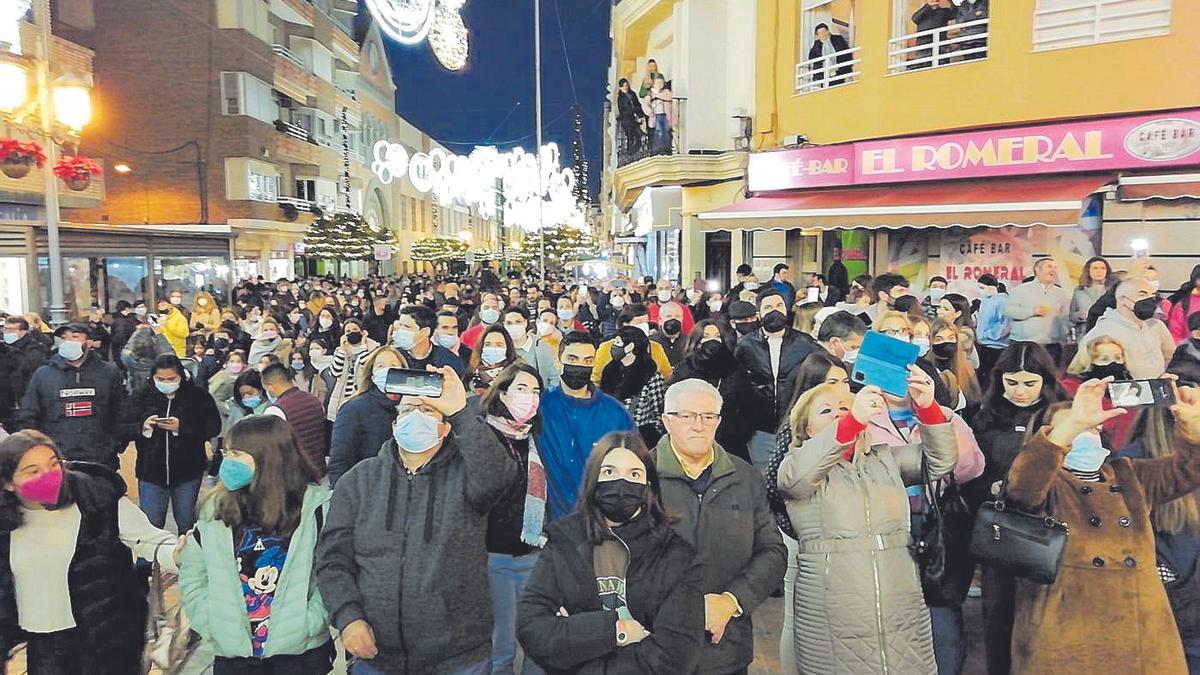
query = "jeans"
xmin=780 ymin=532 xmax=798 ymax=674
xmin=652 ymin=114 xmax=671 ymax=153
xmin=214 ymin=640 xmax=335 ymax=675
xmin=352 ymin=658 xmax=489 ymax=675
xmin=749 ymin=431 xmax=777 ymax=470
xmin=930 ymin=604 xmax=965 ymax=675
xmin=488 ymin=551 xmax=544 ymax=675
xmin=139 ymin=477 xmax=202 ymax=534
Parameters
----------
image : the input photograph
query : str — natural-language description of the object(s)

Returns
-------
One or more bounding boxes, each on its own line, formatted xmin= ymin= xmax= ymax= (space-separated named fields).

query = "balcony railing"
xmin=615 ymin=97 xmax=687 ymax=169
xmin=272 ymin=44 xmax=305 ymax=69
xmin=274 ymin=119 xmax=315 ymax=144
xmin=335 ymin=85 xmax=357 ymax=101
xmin=277 ymin=196 xmax=316 ymax=212
xmin=888 ymin=16 xmax=989 ymax=73
xmin=795 ymin=46 xmax=862 ymax=94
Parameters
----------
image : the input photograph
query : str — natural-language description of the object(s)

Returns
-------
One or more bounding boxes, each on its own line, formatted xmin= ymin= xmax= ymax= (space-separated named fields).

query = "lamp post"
xmin=535 ymin=0 xmax=545 ymax=282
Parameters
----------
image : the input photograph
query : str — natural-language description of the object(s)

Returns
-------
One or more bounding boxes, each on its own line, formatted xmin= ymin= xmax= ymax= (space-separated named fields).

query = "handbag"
xmin=912 ymin=461 xmax=976 ymax=607
xmin=141 ymin=544 xmax=194 ymax=675
xmin=968 ymin=483 xmax=1070 ymax=585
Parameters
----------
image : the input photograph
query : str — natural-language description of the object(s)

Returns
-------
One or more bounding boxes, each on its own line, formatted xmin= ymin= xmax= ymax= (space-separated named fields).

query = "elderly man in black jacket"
xmin=807 ymin=22 xmax=854 ymax=87
xmin=733 ymin=289 xmax=818 ymax=469
xmin=653 ymin=378 xmax=786 ymax=675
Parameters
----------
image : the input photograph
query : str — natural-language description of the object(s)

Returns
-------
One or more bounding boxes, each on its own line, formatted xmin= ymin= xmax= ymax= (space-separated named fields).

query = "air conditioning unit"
xmin=783 ymin=134 xmax=809 ymax=148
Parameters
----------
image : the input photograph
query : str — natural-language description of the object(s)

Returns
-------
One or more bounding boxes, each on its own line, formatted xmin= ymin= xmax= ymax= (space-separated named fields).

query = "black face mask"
xmin=1087 ymin=362 xmax=1130 ymax=382
xmin=696 ymin=339 xmax=732 ymax=364
xmin=593 ymin=478 xmax=647 ymax=523
xmin=213 ymin=338 xmax=230 ymax=350
xmin=662 ymin=319 xmax=682 ymax=336
xmin=932 ymin=342 xmax=958 ymax=360
xmin=761 ymin=310 xmax=789 ymax=333
xmin=346 ymin=331 xmax=364 ymax=345
xmin=734 ymin=320 xmax=759 ymax=335
xmin=1132 ymin=297 xmax=1159 ymax=321
xmin=560 ymin=364 xmax=593 ymax=390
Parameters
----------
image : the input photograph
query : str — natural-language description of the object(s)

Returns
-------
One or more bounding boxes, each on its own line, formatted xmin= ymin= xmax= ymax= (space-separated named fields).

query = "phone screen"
xmin=850 ymin=332 xmax=921 ymax=397
xmin=1108 ymin=379 xmax=1174 ymax=408
xmin=806 ymin=287 xmax=820 ymax=303
xmin=383 ymin=368 xmax=445 ymax=398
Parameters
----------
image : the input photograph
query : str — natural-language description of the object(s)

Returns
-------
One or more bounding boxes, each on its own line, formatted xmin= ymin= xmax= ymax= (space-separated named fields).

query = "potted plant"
xmin=0 ymin=139 xmax=46 ymax=179
xmin=53 ymin=155 xmax=103 ymax=191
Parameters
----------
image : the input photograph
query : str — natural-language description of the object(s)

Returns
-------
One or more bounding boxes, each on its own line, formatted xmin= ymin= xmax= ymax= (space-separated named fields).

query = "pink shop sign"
xmin=749 ymin=109 xmax=1200 ymax=191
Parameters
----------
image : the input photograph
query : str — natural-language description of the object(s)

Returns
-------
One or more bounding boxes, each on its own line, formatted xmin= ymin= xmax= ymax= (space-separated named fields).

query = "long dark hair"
xmin=578 ymin=431 xmax=672 ymax=545
xmin=1167 ymin=264 xmax=1200 ymax=316
xmin=1077 ymin=256 xmax=1114 ymax=290
xmin=779 ymin=351 xmax=848 ymax=434
xmin=479 ymin=362 xmax=545 ymax=434
xmin=976 ymin=342 xmax=1065 ymax=429
xmin=600 ymin=325 xmax=656 ymax=400
xmin=469 ymin=324 xmax=517 ymax=376
xmin=682 ymin=319 xmax=735 ymax=359
xmin=0 ymin=430 xmax=69 ymax=532
xmin=232 ymin=369 xmax=265 ymax=413
xmin=204 ymin=415 xmax=318 ymax=537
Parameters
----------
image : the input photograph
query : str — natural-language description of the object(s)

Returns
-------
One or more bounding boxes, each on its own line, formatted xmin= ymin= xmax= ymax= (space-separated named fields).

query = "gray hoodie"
xmin=316 ymin=410 xmax=517 ymax=673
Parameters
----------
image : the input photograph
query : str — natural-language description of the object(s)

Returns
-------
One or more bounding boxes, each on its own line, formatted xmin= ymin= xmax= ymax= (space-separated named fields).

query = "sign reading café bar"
xmin=749 ymin=109 xmax=1200 ymax=192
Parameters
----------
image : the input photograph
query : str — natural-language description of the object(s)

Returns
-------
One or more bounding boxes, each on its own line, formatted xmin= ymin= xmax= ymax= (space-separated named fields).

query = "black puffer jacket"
xmin=125 ymin=376 xmax=222 ymax=487
xmin=732 ymin=328 xmax=819 ymax=434
xmin=518 ymin=511 xmax=704 ymax=674
xmin=4 ymin=332 xmax=48 ymax=403
xmin=0 ymin=463 xmax=148 ymax=674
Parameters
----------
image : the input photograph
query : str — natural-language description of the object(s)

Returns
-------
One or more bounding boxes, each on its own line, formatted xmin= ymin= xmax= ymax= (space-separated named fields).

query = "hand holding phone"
xmin=851 ymin=332 xmax=921 ymax=397
xmin=1107 ymin=379 xmax=1175 ymax=408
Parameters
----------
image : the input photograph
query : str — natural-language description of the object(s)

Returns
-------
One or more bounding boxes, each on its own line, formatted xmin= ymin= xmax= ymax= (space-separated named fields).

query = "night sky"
xmin=369 ymin=0 xmax=613 ymax=198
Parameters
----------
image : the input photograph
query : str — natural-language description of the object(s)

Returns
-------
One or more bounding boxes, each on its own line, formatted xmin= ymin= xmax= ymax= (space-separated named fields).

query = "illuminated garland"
xmin=511 ymin=225 xmax=599 ymax=272
xmin=366 ymin=0 xmax=469 ymax=71
xmin=304 ymin=212 xmax=394 ymax=261
xmin=410 ymin=237 xmax=469 ymax=263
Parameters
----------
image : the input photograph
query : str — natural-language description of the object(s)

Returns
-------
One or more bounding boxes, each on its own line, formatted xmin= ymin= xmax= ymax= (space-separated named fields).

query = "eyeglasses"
xmin=665 ymin=411 xmax=722 ymax=426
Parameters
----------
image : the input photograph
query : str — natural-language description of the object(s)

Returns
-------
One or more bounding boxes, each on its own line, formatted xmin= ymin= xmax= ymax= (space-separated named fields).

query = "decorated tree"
xmin=513 ymin=225 xmax=600 ymax=273
xmin=304 ymin=212 xmax=392 ymax=261
xmin=410 ymin=237 xmax=470 ymax=265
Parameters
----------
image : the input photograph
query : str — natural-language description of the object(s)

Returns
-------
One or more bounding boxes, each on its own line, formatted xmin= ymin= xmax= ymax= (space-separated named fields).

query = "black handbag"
xmin=968 ymin=484 xmax=1069 ymax=585
xmin=913 ymin=462 xmax=976 ymax=607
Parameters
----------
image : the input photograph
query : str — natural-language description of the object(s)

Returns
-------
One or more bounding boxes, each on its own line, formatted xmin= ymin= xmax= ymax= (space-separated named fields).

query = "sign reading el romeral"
xmin=371 ymin=141 xmax=583 ymax=233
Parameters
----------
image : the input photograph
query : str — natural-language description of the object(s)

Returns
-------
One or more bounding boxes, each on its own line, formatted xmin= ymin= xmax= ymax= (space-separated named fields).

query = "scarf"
xmin=473 ymin=364 xmax=505 ymax=393
xmin=486 ymin=415 xmax=547 ymax=547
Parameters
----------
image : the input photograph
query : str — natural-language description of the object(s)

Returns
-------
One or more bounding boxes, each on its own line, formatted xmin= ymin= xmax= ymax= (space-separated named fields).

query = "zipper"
xmin=398 ymin=476 xmax=412 ymax=667
xmin=164 ymin=397 xmax=172 ymax=482
xmin=855 ymin=461 xmax=889 ymax=673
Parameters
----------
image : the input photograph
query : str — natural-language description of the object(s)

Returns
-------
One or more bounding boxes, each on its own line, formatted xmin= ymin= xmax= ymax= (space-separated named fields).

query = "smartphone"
xmin=383 ymin=368 xmax=444 ymax=398
xmin=806 ymin=287 xmax=820 ymax=303
xmin=851 ymin=331 xmax=921 ymax=397
xmin=1108 ymin=379 xmax=1175 ymax=408
xmin=147 ymin=314 xmax=161 ymax=326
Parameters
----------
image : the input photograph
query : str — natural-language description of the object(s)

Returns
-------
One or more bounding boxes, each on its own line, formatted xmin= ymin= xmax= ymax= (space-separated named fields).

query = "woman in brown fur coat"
xmin=1006 ymin=377 xmax=1200 ymax=674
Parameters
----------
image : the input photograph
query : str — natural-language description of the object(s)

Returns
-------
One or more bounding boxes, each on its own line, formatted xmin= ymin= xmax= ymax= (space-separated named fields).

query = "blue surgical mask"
xmin=58 ymin=340 xmax=84 ymax=362
xmin=436 ymin=333 xmax=459 ymax=349
xmin=2 ymin=332 xmax=17 ymax=345
xmin=392 ymin=328 xmax=416 ymax=351
xmin=911 ymin=336 xmax=931 ymax=357
xmin=1065 ymin=433 xmax=1109 ymax=473
xmin=219 ymin=456 xmax=255 ymax=491
xmin=291 ymin=361 xmax=305 ymax=371
xmin=242 ymin=395 xmax=262 ymax=409
xmin=481 ymin=346 xmax=507 ymax=365
xmin=373 ymin=369 xmax=390 ymax=392
xmin=480 ymin=308 xmax=501 ymax=324
xmin=392 ymin=409 xmax=442 ymax=454
xmin=266 ymin=392 xmax=278 ymax=404
xmin=154 ymin=380 xmax=180 ymax=396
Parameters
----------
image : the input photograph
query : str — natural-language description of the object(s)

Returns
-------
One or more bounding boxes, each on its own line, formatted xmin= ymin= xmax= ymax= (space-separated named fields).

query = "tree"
xmin=304 ymin=212 xmax=392 ymax=261
xmin=410 ymin=237 xmax=470 ymax=264
xmin=513 ymin=225 xmax=600 ymax=273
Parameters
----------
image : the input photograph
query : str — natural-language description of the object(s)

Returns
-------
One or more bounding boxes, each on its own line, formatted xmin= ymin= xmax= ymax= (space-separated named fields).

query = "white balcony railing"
xmin=795 ymin=46 xmax=862 ymax=94
xmin=1033 ymin=0 xmax=1172 ymax=51
xmin=275 ymin=119 xmax=312 ymax=142
xmin=277 ymin=196 xmax=316 ymax=212
xmin=272 ymin=44 xmax=305 ymax=69
xmin=888 ymin=16 xmax=989 ymax=74
xmin=335 ymin=85 xmax=357 ymax=101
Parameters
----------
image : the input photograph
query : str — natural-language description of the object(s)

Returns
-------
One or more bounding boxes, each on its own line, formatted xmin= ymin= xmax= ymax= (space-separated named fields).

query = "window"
xmin=1034 ymin=0 xmax=1171 ymax=51
xmin=293 ymin=108 xmax=336 ymax=147
xmin=225 ymin=158 xmax=279 ymax=202
xmin=296 ymin=177 xmax=337 ymax=211
xmin=220 ymin=72 xmax=275 ymax=125
xmin=290 ymin=37 xmax=335 ymax=82
xmin=796 ymin=1 xmax=861 ymax=93
xmin=888 ymin=0 xmax=989 ymax=73
xmin=248 ymin=171 xmax=279 ymax=202
xmin=216 ymin=0 xmax=271 ymax=44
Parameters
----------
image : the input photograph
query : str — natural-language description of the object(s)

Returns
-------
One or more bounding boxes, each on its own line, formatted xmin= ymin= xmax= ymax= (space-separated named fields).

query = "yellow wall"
xmin=756 ymin=0 xmax=1200 ymax=148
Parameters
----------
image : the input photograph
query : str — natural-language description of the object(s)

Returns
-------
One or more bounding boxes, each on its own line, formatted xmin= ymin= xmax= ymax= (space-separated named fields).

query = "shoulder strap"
xmin=314 ymin=503 xmax=325 ymax=534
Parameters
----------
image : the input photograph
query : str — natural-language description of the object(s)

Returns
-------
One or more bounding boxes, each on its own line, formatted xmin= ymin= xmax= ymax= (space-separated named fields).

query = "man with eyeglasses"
xmin=652 ymin=379 xmax=786 ymax=675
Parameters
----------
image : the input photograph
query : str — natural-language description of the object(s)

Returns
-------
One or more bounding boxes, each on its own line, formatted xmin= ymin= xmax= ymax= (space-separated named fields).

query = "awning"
xmin=1117 ymin=172 xmax=1200 ymax=201
xmin=697 ymin=175 xmax=1113 ymax=232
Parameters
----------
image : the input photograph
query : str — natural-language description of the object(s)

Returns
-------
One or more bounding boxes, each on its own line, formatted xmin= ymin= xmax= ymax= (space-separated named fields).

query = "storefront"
xmin=698 ymin=108 xmax=1200 ymax=294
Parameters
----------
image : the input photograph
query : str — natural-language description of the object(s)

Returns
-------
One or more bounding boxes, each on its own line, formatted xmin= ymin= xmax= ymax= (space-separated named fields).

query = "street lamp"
xmin=112 ymin=163 xmax=132 ymax=174
xmin=457 ymin=229 xmax=472 ymax=242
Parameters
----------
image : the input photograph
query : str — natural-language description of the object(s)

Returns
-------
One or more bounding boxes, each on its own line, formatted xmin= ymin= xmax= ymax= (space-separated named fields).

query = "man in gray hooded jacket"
xmin=316 ymin=365 xmax=518 ymax=674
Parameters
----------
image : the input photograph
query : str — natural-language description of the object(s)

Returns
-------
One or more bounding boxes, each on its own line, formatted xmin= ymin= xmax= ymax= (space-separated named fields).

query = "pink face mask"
xmin=226 ymin=362 xmax=245 ymax=374
xmin=505 ymin=391 xmax=540 ymax=424
xmin=16 ymin=467 xmax=63 ymax=505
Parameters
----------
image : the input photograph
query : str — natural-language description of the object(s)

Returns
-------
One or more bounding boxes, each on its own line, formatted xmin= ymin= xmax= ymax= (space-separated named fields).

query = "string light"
xmin=366 ymin=0 xmax=470 ymax=71
xmin=430 ymin=3 xmax=468 ymax=71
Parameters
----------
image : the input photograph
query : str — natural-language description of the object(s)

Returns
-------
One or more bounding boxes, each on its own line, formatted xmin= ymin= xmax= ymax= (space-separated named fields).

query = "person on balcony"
xmin=642 ymin=75 xmax=676 ymax=155
xmin=807 ymin=23 xmax=853 ymax=88
xmin=638 ymin=58 xmax=662 ymax=98
xmin=616 ymin=78 xmax=647 ymax=161
xmin=949 ymin=0 xmax=989 ymax=61
xmin=910 ymin=0 xmax=955 ymax=70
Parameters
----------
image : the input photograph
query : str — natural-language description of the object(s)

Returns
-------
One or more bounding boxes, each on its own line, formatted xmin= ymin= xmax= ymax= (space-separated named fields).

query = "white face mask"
xmin=911 ymin=336 xmax=931 ymax=357
xmin=708 ymin=300 xmax=723 ymax=313
xmin=536 ymin=321 xmax=554 ymax=337
xmin=656 ymin=290 xmax=671 ymax=303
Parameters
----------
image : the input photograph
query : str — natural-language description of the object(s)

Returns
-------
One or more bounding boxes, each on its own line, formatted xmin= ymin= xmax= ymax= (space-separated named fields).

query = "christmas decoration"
xmin=429 ymin=3 xmax=468 ymax=71
xmin=0 ymin=138 xmax=45 ymax=179
xmin=512 ymin=225 xmax=599 ymax=273
xmin=367 ymin=0 xmax=469 ymax=71
xmin=411 ymin=237 xmax=469 ymax=263
xmin=304 ymin=212 xmax=393 ymax=261
xmin=52 ymin=154 xmax=101 ymax=191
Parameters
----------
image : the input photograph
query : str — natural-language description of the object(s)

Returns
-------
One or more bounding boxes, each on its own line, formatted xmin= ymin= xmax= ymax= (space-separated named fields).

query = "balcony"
xmin=795 ymin=46 xmax=862 ymax=94
xmin=616 ymin=97 xmax=687 ymax=169
xmin=272 ymin=44 xmax=304 ymax=68
xmin=273 ymin=120 xmax=320 ymax=165
xmin=273 ymin=46 xmax=318 ymax=103
xmin=888 ymin=17 xmax=989 ymax=73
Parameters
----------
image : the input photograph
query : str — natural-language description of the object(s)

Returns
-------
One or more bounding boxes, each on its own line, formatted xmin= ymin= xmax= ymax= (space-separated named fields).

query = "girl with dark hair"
xmin=480 ymin=363 xmax=549 ymax=675
xmin=307 ymin=306 xmax=342 ymax=348
xmin=181 ymin=415 xmax=334 ymax=674
xmin=126 ymin=353 xmax=223 ymax=533
xmin=1165 ymin=265 xmax=1200 ymax=344
xmin=936 ymin=293 xmax=980 ymax=369
xmin=229 ymin=369 xmax=269 ymax=427
xmin=517 ymin=431 xmax=703 ymax=673
xmin=600 ymin=326 xmax=668 ymax=446
xmin=469 ymin=324 xmax=518 ymax=397
xmin=0 ymin=430 xmax=177 ymax=675
xmin=1072 ymin=256 xmax=1114 ymax=335
xmin=670 ymin=319 xmax=745 ymax=459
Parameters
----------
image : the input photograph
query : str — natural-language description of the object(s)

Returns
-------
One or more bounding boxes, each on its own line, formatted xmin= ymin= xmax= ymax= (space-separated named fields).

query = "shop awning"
xmin=1117 ymin=173 xmax=1200 ymax=201
xmin=696 ymin=175 xmax=1113 ymax=232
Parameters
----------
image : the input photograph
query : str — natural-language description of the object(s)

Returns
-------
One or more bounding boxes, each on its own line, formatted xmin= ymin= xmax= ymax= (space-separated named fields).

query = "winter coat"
xmin=516 ymin=335 xmax=561 ymax=389
xmin=207 ymin=368 xmax=239 ymax=435
xmin=315 ymin=411 xmax=517 ymax=674
xmin=1170 ymin=340 xmax=1200 ymax=385
xmin=0 ymin=347 xmax=14 ymax=429
xmin=775 ymin=413 xmax=959 ymax=674
xmin=4 ymin=332 xmax=48 ymax=403
xmin=160 ymin=306 xmax=189 ymax=357
xmin=964 ymin=399 xmax=1049 ymax=509
xmin=13 ymin=352 xmax=130 ymax=465
xmin=807 ymin=33 xmax=853 ymax=82
xmin=1006 ymin=428 xmax=1200 ymax=674
xmin=517 ymin=512 xmax=705 ymax=674
xmin=266 ymin=386 xmax=329 ymax=477
xmin=189 ymin=293 xmax=222 ymax=332
xmin=652 ymin=438 xmax=787 ymax=674
xmin=181 ymin=484 xmax=332 ymax=659
xmin=326 ymin=387 xmax=399 ymax=487
xmin=247 ymin=336 xmax=294 ymax=365
xmin=733 ymin=328 xmax=820 ymax=433
xmin=109 ymin=311 xmax=139 ymax=358
xmin=125 ymin=377 xmax=222 ymax=487
xmin=0 ymin=463 xmax=148 ymax=673
xmin=1164 ymin=292 xmax=1200 ymax=344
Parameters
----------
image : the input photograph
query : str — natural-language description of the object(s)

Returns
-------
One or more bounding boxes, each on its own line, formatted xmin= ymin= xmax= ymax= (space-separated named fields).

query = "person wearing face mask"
xmin=316 ymin=364 xmax=517 ymax=675
xmin=591 ymin=303 xmax=674 ymax=385
xmin=517 ymin=431 xmax=704 ymax=674
xmin=108 ymin=301 xmax=139 ymax=369
xmin=1004 ymin=379 xmax=1200 ymax=675
xmin=2 ymin=316 xmax=49 ymax=407
xmin=326 ymin=319 xmax=377 ymax=424
xmin=0 ymin=430 xmax=180 ymax=675
xmin=1163 ymin=264 xmax=1200 ymax=344
xmin=1168 ymin=312 xmax=1200 ymax=386
xmin=928 ymin=319 xmax=983 ymax=414
xmin=600 ymin=326 xmax=669 ymax=447
xmin=479 ymin=363 xmax=549 ymax=675
xmin=209 ymin=350 xmax=249 ymax=438
xmin=190 ymin=291 xmax=222 ymax=332
xmin=14 ymin=324 xmax=129 ymax=468
xmin=534 ymin=309 xmax=563 ymax=357
xmin=248 ymin=319 xmax=294 ymax=366
xmin=704 ymin=293 xmax=726 ymax=321
xmin=670 ymin=320 xmax=746 ymax=460
xmin=326 ymin=348 xmax=409 ymax=487
xmin=1081 ymin=278 xmax=1171 ymax=379
xmin=261 ymin=363 xmax=329 ymax=481
xmin=733 ymin=289 xmax=820 ymax=469
xmin=651 ymin=301 xmax=691 ymax=368
xmin=228 ymin=369 xmax=269 ymax=431
xmin=462 ymin=293 xmax=505 ymax=350
xmin=816 ymin=310 xmax=867 ymax=367
xmin=308 ymin=308 xmax=341 ymax=349
xmin=600 ymin=292 xmax=625 ymax=338
xmin=126 ymin=353 xmax=222 ymax=534
xmin=156 ymin=295 xmax=191 ymax=358
xmin=775 ymin=378 xmax=957 ymax=675
xmin=392 ymin=304 xmax=467 ymax=382
xmin=922 ymin=276 xmax=949 ymax=319
xmin=181 ymin=415 xmax=335 ymax=674
xmin=469 ymin=326 xmax=519 ymax=397
xmin=502 ymin=308 xmax=561 ymax=389
xmin=727 ymin=300 xmax=761 ymax=337
xmin=435 ymin=309 xmax=472 ymax=363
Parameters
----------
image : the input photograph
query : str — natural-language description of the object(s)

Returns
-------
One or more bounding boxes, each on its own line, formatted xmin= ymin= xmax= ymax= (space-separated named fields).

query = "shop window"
xmin=155 ymin=258 xmax=231 ymax=307
xmin=0 ymin=257 xmax=27 ymax=315
xmin=105 ymin=258 xmax=148 ymax=312
xmin=234 ymin=259 xmax=260 ymax=281
xmin=889 ymin=0 xmax=990 ymax=74
xmin=796 ymin=0 xmax=861 ymax=94
xmin=1033 ymin=0 xmax=1171 ymax=51
xmin=37 ymin=256 xmax=95 ymax=321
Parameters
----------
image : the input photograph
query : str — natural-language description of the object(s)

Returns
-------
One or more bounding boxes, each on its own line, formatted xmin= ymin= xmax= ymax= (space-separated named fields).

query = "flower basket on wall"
xmin=0 ymin=139 xmax=46 ymax=179
xmin=53 ymin=155 xmax=103 ymax=191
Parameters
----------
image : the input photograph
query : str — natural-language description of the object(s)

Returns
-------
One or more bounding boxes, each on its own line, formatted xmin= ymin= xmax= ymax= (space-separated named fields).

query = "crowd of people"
xmin=0 ymin=253 xmax=1198 ymax=674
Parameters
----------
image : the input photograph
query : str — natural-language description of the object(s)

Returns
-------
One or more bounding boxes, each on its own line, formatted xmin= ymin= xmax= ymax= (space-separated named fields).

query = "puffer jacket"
xmin=775 ymin=411 xmax=958 ymax=674
xmin=13 ymin=352 xmax=130 ymax=465
xmin=125 ymin=377 xmax=222 ymax=487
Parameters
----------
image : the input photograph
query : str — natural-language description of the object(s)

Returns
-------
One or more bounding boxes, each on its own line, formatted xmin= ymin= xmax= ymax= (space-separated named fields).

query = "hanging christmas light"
xmin=367 ymin=0 xmax=470 ymax=71
xmin=429 ymin=3 xmax=468 ymax=71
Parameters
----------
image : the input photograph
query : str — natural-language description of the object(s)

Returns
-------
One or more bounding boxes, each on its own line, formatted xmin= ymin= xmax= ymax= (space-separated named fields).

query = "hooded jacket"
xmin=4 ymin=332 xmax=49 ymax=403
xmin=160 ymin=306 xmax=190 ymax=357
xmin=315 ymin=411 xmax=517 ymax=674
xmin=14 ymin=351 xmax=130 ymax=465
xmin=189 ymin=292 xmax=222 ymax=332
xmin=125 ymin=376 xmax=222 ymax=487
xmin=327 ymin=387 xmax=399 ymax=487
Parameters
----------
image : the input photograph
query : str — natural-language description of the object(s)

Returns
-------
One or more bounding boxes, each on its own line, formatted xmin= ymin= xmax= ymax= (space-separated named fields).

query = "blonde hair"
xmin=930 ymin=319 xmax=983 ymax=404
xmin=793 ymin=302 xmax=823 ymax=336
xmin=1141 ymin=408 xmax=1200 ymax=535
xmin=1065 ymin=336 xmax=1125 ymax=376
xmin=872 ymin=310 xmax=913 ymax=333
xmin=353 ymin=346 xmax=409 ymax=397
xmin=787 ymin=381 xmax=861 ymax=448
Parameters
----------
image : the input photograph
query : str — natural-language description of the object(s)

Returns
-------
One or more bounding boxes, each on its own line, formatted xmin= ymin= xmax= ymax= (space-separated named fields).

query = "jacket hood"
xmin=64 ymin=461 xmax=127 ymax=508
